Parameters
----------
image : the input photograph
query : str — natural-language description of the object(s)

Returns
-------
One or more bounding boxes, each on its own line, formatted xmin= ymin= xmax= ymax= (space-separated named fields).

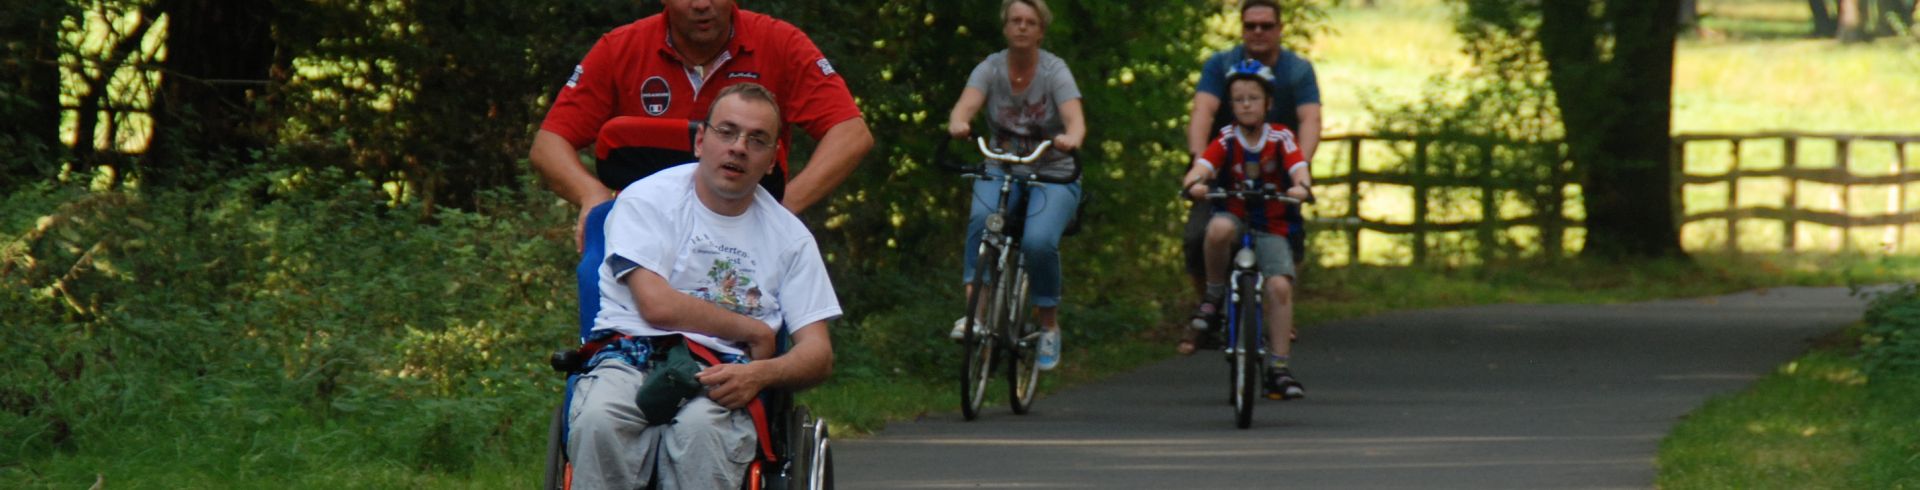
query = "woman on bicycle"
xmin=945 ymin=0 xmax=1086 ymax=371
xmin=1179 ymin=59 xmax=1310 ymax=399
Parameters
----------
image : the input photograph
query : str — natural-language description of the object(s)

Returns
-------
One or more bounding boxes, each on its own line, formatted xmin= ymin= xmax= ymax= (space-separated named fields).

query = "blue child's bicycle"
xmin=1204 ymin=183 xmax=1307 ymax=429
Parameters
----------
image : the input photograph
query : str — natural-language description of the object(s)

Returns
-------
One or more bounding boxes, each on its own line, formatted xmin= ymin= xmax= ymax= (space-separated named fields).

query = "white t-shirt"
xmin=594 ymin=163 xmax=842 ymax=357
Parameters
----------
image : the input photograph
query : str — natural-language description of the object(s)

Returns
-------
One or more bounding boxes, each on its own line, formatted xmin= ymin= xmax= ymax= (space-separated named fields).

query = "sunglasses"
xmin=1243 ymin=21 xmax=1278 ymax=32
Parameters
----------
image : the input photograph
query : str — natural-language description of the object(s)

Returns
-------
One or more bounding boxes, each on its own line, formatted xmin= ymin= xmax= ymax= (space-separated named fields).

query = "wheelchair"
xmin=540 ymin=117 xmax=833 ymax=490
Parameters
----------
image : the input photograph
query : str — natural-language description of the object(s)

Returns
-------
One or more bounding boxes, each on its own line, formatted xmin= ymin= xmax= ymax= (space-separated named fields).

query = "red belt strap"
xmin=683 ymin=340 xmax=778 ymax=463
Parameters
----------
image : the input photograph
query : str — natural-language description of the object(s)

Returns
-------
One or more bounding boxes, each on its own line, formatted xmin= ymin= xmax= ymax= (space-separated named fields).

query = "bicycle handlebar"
xmin=1203 ymin=186 xmax=1312 ymax=205
xmin=936 ymin=136 xmax=1080 ymax=184
xmin=976 ymin=137 xmax=1053 ymax=164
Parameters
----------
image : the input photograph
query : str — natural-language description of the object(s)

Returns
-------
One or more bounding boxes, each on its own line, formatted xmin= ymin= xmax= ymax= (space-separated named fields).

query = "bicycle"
xmin=944 ymin=137 xmax=1079 ymax=421
xmin=1202 ymin=183 xmax=1308 ymax=429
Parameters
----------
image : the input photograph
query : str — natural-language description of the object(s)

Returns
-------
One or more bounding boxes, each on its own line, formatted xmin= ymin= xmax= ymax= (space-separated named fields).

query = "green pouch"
xmin=635 ymin=338 xmax=706 ymax=425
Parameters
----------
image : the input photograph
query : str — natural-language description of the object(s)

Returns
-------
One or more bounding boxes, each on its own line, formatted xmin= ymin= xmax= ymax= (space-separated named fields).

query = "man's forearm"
xmin=530 ymin=130 xmax=611 ymax=207
xmin=757 ymin=325 xmax=833 ymax=390
xmin=1297 ymin=104 xmax=1323 ymax=162
xmin=782 ymin=119 xmax=873 ymax=214
xmin=627 ymin=270 xmax=772 ymax=349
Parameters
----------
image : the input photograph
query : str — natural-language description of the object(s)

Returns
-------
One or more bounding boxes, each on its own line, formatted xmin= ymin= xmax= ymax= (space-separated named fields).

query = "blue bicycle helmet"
xmin=1225 ymin=59 xmax=1276 ymax=98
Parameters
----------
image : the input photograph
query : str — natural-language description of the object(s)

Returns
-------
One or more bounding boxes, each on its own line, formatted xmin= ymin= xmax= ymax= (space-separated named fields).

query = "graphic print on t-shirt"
xmin=684 ymin=234 xmax=769 ymax=319
xmin=994 ymin=97 xmax=1051 ymax=137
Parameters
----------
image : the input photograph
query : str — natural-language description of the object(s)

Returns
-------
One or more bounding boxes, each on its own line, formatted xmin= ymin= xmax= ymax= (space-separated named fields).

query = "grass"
xmin=1658 ymin=346 xmax=1920 ymax=488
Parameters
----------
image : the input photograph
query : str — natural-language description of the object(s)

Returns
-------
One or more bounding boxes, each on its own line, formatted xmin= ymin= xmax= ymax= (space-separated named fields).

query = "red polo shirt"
xmin=540 ymin=7 xmax=863 ymax=177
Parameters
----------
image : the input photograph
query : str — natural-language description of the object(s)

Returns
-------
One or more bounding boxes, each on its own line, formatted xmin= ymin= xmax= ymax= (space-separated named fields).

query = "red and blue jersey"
xmin=1195 ymin=123 xmax=1307 ymax=236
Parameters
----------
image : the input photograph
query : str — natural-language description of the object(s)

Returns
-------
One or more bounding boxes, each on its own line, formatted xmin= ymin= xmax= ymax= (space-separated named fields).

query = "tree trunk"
xmin=0 ymin=1 xmax=66 ymax=186
xmin=1838 ymin=0 xmax=1871 ymax=41
xmin=1811 ymin=0 xmax=1839 ymax=36
xmin=144 ymin=0 xmax=280 ymax=188
xmin=1540 ymin=0 xmax=1685 ymax=260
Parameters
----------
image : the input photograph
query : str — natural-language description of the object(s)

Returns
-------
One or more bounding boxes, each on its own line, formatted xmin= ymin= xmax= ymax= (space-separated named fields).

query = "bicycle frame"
xmin=954 ymin=137 xmax=1068 ymax=420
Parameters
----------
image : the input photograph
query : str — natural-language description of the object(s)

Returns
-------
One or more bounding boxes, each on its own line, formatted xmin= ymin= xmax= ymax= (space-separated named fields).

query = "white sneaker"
xmin=950 ymin=317 xmax=976 ymax=341
xmin=1036 ymin=329 xmax=1061 ymax=370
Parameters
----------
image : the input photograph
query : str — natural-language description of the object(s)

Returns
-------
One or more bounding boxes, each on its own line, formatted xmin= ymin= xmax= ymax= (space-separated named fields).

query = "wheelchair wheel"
xmin=541 ymin=398 xmax=569 ymax=490
xmin=786 ymin=412 xmax=833 ymax=490
xmin=1232 ymin=273 xmax=1261 ymax=429
xmin=1006 ymin=270 xmax=1040 ymax=415
xmin=960 ymin=246 xmax=1000 ymax=421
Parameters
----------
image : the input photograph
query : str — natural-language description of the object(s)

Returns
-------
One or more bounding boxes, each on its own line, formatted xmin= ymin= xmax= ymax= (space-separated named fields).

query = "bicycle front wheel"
xmin=1232 ymin=273 xmax=1261 ymax=429
xmin=1006 ymin=268 xmax=1040 ymax=414
xmin=960 ymin=244 xmax=1000 ymax=421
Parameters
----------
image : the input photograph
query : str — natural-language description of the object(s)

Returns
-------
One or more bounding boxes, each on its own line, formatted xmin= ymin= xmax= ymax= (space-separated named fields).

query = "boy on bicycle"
xmin=1179 ymin=60 xmax=1311 ymax=400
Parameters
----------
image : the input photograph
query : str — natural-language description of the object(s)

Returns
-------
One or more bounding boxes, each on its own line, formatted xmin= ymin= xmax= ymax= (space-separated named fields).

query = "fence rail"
xmin=1673 ymin=131 xmax=1918 ymax=254
xmin=1312 ymin=133 xmax=1576 ymax=266
xmin=1309 ymin=131 xmax=1920 ymax=266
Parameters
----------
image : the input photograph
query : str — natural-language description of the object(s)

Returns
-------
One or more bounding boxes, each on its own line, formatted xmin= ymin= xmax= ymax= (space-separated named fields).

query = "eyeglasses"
xmin=707 ymin=123 xmax=775 ymax=153
xmin=1231 ymin=96 xmax=1266 ymax=106
xmin=1243 ymin=21 xmax=1278 ymax=32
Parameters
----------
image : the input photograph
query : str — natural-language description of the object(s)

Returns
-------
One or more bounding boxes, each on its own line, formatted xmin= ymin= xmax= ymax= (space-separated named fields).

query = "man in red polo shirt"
xmin=530 ymin=0 xmax=874 ymax=251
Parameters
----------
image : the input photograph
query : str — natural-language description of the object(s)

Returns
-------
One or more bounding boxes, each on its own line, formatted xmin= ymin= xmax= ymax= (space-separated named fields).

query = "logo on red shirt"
xmin=640 ymin=76 xmax=671 ymax=116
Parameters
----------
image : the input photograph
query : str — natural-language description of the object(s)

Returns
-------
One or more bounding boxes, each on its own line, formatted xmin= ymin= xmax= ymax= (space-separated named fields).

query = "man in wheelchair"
xmin=563 ymin=83 xmax=838 ymax=490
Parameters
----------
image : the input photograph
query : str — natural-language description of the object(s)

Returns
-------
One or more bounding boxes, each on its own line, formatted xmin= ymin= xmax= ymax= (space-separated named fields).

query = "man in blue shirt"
xmin=1180 ymin=0 xmax=1322 ymax=355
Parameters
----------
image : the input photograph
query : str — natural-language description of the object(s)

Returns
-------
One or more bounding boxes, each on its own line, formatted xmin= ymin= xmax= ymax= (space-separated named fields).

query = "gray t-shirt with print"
xmin=966 ymin=49 xmax=1082 ymax=180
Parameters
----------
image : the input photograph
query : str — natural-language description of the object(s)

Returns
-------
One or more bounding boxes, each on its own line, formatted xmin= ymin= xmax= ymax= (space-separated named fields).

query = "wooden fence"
xmin=1311 ymin=133 xmax=1577 ymax=266
xmin=1673 ymin=132 xmax=1920 ymax=254
xmin=1308 ymin=131 xmax=1920 ymax=267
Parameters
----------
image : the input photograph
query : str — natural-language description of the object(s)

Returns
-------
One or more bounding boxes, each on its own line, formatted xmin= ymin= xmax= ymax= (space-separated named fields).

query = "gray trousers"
xmin=568 ymin=358 xmax=757 ymax=490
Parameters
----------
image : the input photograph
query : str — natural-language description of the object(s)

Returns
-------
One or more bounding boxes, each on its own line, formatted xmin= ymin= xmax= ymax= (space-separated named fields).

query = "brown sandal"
xmin=1176 ymin=329 xmax=1199 ymax=355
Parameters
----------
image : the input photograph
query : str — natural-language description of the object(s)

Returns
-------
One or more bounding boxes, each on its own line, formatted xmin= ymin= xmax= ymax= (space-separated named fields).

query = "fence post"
xmin=1898 ymin=142 xmax=1909 ymax=253
xmin=1671 ymin=138 xmax=1687 ymax=254
xmin=1784 ymin=137 xmax=1798 ymax=252
xmin=1835 ymin=138 xmax=1852 ymax=251
xmin=1412 ymin=138 xmax=1429 ymax=265
xmin=1348 ymin=138 xmax=1363 ymax=266
xmin=1545 ymin=142 xmax=1567 ymax=259
xmin=1479 ymin=142 xmax=1497 ymax=264
xmin=1727 ymin=139 xmax=1743 ymax=254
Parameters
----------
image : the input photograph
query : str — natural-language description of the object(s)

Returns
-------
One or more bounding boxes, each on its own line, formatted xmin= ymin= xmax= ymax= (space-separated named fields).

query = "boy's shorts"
xmin=1211 ymin=212 xmax=1296 ymax=278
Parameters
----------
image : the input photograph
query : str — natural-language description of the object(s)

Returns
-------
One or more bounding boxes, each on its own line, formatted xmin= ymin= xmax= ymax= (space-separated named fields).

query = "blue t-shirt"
xmin=1197 ymin=45 xmax=1319 ymax=133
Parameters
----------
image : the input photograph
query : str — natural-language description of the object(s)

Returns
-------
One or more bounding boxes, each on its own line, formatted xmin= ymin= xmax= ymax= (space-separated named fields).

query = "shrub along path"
xmin=835 ymin=287 xmax=1867 ymax=489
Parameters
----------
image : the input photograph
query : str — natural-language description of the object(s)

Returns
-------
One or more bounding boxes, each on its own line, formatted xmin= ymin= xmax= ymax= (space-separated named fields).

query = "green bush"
xmin=1861 ymin=283 xmax=1920 ymax=380
xmin=0 ymin=168 xmax=578 ymax=480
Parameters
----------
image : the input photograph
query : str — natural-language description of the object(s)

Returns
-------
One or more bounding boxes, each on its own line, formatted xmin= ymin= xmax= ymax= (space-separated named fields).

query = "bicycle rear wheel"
xmin=960 ymin=244 xmax=1000 ymax=421
xmin=1232 ymin=273 xmax=1261 ymax=429
xmin=1005 ymin=268 xmax=1039 ymax=414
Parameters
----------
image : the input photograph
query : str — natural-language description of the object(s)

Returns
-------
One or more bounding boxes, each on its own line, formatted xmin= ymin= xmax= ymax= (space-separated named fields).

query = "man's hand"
xmin=1287 ymin=185 xmax=1310 ymax=202
xmin=697 ymin=363 xmax=772 ymax=409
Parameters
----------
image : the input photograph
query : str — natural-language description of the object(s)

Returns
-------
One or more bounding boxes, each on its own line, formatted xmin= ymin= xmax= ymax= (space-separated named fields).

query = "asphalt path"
xmin=835 ymin=287 xmax=1868 ymax=489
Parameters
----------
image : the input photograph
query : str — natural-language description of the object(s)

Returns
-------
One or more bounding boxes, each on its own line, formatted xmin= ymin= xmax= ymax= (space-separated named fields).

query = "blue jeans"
xmin=962 ymin=167 xmax=1081 ymax=308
